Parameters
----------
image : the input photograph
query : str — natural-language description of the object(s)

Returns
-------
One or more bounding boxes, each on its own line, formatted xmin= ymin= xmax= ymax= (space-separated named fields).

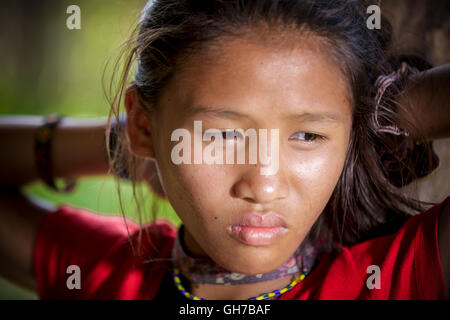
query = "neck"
xmin=171 ymin=225 xmax=327 ymax=300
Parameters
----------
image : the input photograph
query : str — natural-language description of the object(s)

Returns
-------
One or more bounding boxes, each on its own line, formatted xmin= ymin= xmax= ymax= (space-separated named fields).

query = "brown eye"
xmin=289 ymin=132 xmax=324 ymax=142
xmin=203 ymin=130 xmax=244 ymax=141
xmin=222 ymin=130 xmax=243 ymax=141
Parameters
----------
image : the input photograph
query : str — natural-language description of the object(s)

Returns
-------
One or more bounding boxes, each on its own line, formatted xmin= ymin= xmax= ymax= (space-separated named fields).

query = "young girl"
xmin=0 ymin=0 xmax=449 ymax=300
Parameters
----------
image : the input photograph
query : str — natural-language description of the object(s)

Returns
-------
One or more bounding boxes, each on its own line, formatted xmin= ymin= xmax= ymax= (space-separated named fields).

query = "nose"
xmin=232 ymin=165 xmax=289 ymax=204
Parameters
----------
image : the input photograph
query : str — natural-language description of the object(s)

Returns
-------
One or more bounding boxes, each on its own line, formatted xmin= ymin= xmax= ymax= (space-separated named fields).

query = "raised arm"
xmin=0 ymin=116 xmax=110 ymax=292
xmin=397 ymin=63 xmax=450 ymax=141
xmin=0 ymin=116 xmax=110 ymax=187
xmin=0 ymin=114 xmax=167 ymax=293
xmin=397 ymin=63 xmax=450 ymax=296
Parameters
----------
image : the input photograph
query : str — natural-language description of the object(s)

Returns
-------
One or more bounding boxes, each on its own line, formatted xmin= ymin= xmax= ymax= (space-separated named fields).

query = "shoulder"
xmin=338 ymin=196 xmax=449 ymax=299
xmin=34 ymin=204 xmax=179 ymax=299
xmin=284 ymin=197 xmax=449 ymax=300
xmin=437 ymin=196 xmax=450 ymax=298
xmin=37 ymin=204 xmax=177 ymax=248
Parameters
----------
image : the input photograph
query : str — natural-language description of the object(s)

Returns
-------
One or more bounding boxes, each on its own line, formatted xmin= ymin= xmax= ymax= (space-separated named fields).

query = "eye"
xmin=203 ymin=130 xmax=244 ymax=141
xmin=222 ymin=129 xmax=244 ymax=141
xmin=289 ymin=131 xmax=325 ymax=142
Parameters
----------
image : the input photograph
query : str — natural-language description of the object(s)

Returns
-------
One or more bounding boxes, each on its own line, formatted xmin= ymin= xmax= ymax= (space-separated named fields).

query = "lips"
xmin=227 ymin=211 xmax=288 ymax=246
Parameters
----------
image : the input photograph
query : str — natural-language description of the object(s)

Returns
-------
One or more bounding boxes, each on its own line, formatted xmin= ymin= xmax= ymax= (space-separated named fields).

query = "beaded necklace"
xmin=171 ymin=225 xmax=321 ymax=286
xmin=172 ymin=267 xmax=310 ymax=300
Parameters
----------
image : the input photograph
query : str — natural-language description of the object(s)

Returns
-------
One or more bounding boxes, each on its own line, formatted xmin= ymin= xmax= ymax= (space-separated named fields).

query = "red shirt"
xmin=33 ymin=196 xmax=449 ymax=300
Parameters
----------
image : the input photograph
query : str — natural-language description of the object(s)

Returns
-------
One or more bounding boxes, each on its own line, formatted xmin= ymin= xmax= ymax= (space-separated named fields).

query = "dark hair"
xmin=104 ymin=0 xmax=439 ymax=256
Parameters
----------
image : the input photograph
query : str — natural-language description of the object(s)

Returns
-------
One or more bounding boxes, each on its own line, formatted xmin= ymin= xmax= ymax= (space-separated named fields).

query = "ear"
xmin=124 ymin=84 xmax=155 ymax=159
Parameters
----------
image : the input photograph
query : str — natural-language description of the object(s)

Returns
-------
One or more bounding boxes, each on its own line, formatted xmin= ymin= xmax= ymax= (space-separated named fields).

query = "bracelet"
xmin=373 ymin=60 xmax=440 ymax=187
xmin=373 ymin=61 xmax=419 ymax=137
xmin=34 ymin=113 xmax=76 ymax=193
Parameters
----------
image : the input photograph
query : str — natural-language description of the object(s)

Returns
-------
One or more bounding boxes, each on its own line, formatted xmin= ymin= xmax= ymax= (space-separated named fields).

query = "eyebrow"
xmin=185 ymin=105 xmax=344 ymax=123
xmin=185 ymin=105 xmax=249 ymax=119
xmin=288 ymin=112 xmax=344 ymax=124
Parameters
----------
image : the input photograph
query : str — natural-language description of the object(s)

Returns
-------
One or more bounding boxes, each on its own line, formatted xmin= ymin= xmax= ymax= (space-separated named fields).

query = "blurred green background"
xmin=1 ymin=0 xmax=449 ymax=300
xmin=0 ymin=0 xmax=180 ymax=299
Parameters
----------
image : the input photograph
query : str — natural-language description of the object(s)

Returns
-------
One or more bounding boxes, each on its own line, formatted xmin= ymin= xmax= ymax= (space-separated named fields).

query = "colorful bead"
xmin=172 ymin=267 xmax=310 ymax=300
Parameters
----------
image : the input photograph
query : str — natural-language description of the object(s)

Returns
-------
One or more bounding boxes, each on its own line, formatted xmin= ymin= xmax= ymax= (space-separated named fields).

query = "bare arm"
xmin=0 ymin=116 xmax=110 ymax=186
xmin=0 ymin=115 xmax=165 ymax=195
xmin=0 ymin=116 xmax=110 ymax=292
xmin=0 ymin=186 xmax=54 ymax=292
xmin=397 ymin=63 xmax=450 ymax=141
xmin=0 ymin=115 xmax=166 ymax=293
xmin=397 ymin=63 xmax=450 ymax=296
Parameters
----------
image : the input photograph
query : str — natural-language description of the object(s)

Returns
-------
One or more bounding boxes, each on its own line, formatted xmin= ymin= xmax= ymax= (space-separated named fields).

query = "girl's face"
xmin=149 ymin=34 xmax=352 ymax=274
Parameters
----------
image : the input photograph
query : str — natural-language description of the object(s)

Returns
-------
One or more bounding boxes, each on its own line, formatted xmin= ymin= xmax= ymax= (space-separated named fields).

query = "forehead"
xmin=159 ymin=32 xmax=352 ymax=123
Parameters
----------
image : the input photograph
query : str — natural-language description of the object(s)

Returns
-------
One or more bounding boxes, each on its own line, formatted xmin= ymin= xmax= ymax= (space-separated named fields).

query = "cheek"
xmin=166 ymin=163 xmax=232 ymax=211
xmin=180 ymin=164 xmax=228 ymax=192
xmin=287 ymin=143 xmax=347 ymax=201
